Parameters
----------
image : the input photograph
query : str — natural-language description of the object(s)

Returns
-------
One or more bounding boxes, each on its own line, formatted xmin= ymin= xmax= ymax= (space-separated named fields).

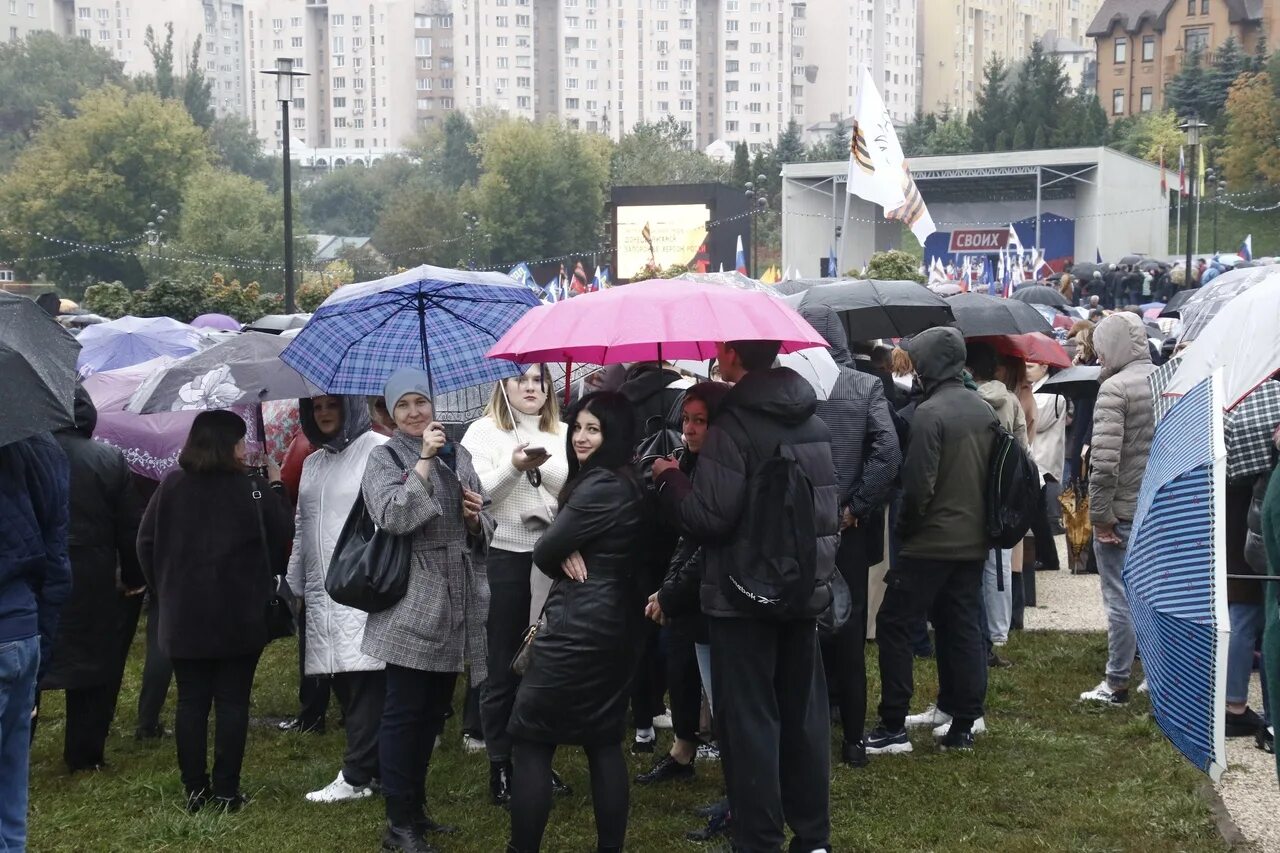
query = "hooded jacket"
xmin=42 ymin=389 xmax=144 ymax=690
xmin=655 ymin=366 xmax=839 ymax=619
xmin=897 ymin=328 xmax=998 ymax=562
xmin=286 ymin=396 xmax=387 ymax=675
xmin=619 ymin=364 xmax=689 ymax=437
xmin=1088 ymin=313 xmax=1156 ymax=526
xmin=801 ymin=306 xmax=900 ymax=519
xmin=977 ymin=380 xmax=1028 ymax=448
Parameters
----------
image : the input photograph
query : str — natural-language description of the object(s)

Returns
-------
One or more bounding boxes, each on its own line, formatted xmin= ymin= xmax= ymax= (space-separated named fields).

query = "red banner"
xmin=947 ymin=228 xmax=1010 ymax=253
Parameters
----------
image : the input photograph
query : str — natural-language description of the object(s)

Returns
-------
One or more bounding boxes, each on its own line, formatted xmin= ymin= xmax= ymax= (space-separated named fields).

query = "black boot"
xmin=490 ymin=760 xmax=512 ymax=806
xmin=413 ymin=814 xmax=458 ymax=836
xmin=381 ymin=822 xmax=440 ymax=853
xmin=550 ymin=768 xmax=573 ymax=797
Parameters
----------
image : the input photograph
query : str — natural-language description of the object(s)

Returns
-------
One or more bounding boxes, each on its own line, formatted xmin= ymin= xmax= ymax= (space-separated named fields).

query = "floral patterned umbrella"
xmin=125 ymin=331 xmax=321 ymax=414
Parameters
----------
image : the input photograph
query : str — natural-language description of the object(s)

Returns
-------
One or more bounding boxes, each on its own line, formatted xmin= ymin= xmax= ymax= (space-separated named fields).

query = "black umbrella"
xmin=1118 ymin=254 xmax=1144 ymax=266
xmin=1070 ymin=262 xmax=1103 ymax=280
xmin=1139 ymin=259 xmax=1164 ymax=272
xmin=1039 ymin=365 xmax=1101 ymax=398
xmin=1160 ymin=289 xmax=1196 ymax=318
xmin=944 ymin=292 xmax=1055 ymax=337
xmin=245 ymin=312 xmax=311 ymax=334
xmin=0 ymin=292 xmax=81 ymax=446
xmin=1010 ymin=284 xmax=1070 ymax=309
xmin=783 ymin=279 xmax=954 ymax=341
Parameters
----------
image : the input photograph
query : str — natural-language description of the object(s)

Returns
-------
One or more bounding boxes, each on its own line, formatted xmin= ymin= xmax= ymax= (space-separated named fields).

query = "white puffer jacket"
xmin=287 ymin=428 xmax=388 ymax=675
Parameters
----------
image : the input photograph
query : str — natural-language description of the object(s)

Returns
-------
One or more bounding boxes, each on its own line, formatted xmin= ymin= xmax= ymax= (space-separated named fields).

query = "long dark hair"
xmin=178 ymin=410 xmax=247 ymax=474
xmin=559 ymin=391 xmax=637 ymax=506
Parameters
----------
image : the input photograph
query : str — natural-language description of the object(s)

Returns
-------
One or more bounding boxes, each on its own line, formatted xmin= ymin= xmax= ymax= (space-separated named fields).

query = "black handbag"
xmin=816 ymin=573 xmax=853 ymax=637
xmin=250 ymin=480 xmax=296 ymax=642
xmin=325 ymin=446 xmax=412 ymax=613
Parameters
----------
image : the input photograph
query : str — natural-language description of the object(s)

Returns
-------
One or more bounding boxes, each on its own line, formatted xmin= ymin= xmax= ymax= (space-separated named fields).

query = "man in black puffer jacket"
xmin=653 ymin=339 xmax=838 ymax=853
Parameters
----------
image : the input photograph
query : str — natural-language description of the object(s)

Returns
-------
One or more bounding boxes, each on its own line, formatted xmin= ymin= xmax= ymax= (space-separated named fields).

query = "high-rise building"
xmin=916 ymin=0 xmax=1107 ymax=116
xmin=6 ymin=0 xmax=71 ymax=45
xmin=456 ymin=0 xmax=540 ymax=120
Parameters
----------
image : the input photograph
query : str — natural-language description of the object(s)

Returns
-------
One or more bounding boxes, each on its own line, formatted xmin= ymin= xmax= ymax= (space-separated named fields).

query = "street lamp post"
xmin=262 ymin=57 xmax=309 ymax=313
xmin=743 ymin=174 xmax=767 ymax=277
xmin=1179 ymin=115 xmax=1206 ymax=288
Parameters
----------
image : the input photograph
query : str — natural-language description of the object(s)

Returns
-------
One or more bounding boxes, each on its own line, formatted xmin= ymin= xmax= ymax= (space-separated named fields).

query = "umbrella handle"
xmin=563 ymin=359 xmax=572 ymax=408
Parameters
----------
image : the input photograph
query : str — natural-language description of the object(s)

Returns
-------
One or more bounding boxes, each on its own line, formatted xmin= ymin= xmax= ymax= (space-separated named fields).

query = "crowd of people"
xmin=2 ymin=284 xmax=1278 ymax=853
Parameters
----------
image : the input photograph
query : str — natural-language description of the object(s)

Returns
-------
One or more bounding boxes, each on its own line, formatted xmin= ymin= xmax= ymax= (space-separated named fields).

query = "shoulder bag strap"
xmin=249 ymin=479 xmax=276 ymax=593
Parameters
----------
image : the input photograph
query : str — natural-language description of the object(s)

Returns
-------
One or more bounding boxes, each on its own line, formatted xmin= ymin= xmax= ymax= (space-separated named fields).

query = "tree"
xmin=1108 ymin=109 xmax=1185 ymax=163
xmin=169 ymin=169 xmax=291 ymax=289
xmin=300 ymin=157 xmax=418 ymax=235
xmin=474 ymin=119 xmax=610 ymax=263
xmin=130 ymin=276 xmax=210 ymax=322
xmin=775 ymin=119 xmax=805 ymax=166
xmin=859 ymin=250 xmax=925 ymax=283
xmin=0 ymin=32 xmax=126 ymax=170
xmin=1219 ymin=72 xmax=1280 ymax=190
xmin=611 ymin=116 xmax=725 ymax=186
xmin=0 ymin=87 xmax=207 ymax=286
xmin=208 ymin=115 xmax=276 ymax=185
xmin=805 ymin=119 xmax=850 ymax=162
xmin=900 ymin=111 xmax=939 ymax=156
xmin=925 ymin=117 xmax=973 ymax=154
xmin=969 ymin=57 xmax=1010 ymax=151
xmin=409 ymin=111 xmax=481 ymax=191
xmin=372 ymin=185 xmax=467 ymax=268
xmin=180 ymin=35 xmax=214 ymax=129
xmin=140 ymin=22 xmax=213 ymax=128
xmin=142 ymin=24 xmax=176 ymax=99
xmin=1011 ymin=121 xmax=1028 ymax=149
xmin=731 ymin=141 xmax=751 ymax=186
xmin=1165 ymin=42 xmax=1245 ymax=125
xmin=82 ymin=281 xmax=133 ymax=318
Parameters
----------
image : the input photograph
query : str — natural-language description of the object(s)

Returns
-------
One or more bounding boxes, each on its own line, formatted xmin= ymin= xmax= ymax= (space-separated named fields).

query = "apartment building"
xmin=455 ymin=0 xmax=540 ymax=120
xmin=1090 ymin=0 xmax=1278 ymax=120
xmin=5 ymin=0 xmax=69 ymax=44
xmin=917 ymin=0 xmax=1107 ymax=116
xmin=556 ymin=0 xmax=618 ymax=136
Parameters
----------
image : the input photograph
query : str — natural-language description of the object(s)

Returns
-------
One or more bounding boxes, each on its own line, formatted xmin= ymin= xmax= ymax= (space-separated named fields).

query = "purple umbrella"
xmin=191 ymin=313 xmax=242 ymax=331
xmin=83 ymin=356 xmax=260 ymax=481
xmin=76 ymin=315 xmax=203 ymax=377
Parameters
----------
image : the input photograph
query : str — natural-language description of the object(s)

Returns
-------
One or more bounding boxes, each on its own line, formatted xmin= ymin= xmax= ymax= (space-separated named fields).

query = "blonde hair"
xmin=485 ymin=365 xmax=561 ymax=433
xmin=891 ymin=346 xmax=914 ymax=377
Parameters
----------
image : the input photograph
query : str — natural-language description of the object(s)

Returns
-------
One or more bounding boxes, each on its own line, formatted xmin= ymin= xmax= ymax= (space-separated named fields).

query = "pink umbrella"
xmin=191 ymin=313 xmax=242 ymax=331
xmin=487 ymin=279 xmax=827 ymax=366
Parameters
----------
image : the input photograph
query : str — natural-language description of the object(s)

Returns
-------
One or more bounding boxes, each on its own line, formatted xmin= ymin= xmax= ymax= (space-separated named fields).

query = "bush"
xmin=82 ymin=281 xmax=133 ymax=318
xmin=630 ymin=262 xmax=691 ymax=282
xmin=203 ymin=273 xmax=264 ymax=322
xmin=857 ymin=250 xmax=925 ymax=283
xmin=130 ymin=277 xmax=210 ymax=322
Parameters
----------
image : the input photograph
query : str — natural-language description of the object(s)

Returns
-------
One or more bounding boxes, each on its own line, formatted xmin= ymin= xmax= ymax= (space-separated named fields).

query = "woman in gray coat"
xmin=361 ymin=367 xmax=494 ymax=853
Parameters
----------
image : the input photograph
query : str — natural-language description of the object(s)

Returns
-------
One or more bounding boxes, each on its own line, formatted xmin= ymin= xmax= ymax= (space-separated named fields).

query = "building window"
xmin=1112 ymin=88 xmax=1124 ymax=115
xmin=333 ymin=97 xmax=346 ymax=107
xmin=291 ymin=36 xmax=302 ymax=47
xmin=415 ymin=14 xmax=430 ymax=28
xmin=331 ymin=14 xmax=344 ymax=26
xmin=1140 ymin=87 xmax=1153 ymax=112
xmin=332 ymin=35 xmax=344 ymax=53
xmin=1185 ymin=28 xmax=1209 ymax=55
xmin=1186 ymin=0 xmax=1195 ymax=13
xmin=1200 ymin=0 xmax=1208 ymax=12
xmin=1142 ymin=35 xmax=1155 ymax=61
xmin=333 ymin=76 xmax=346 ymax=89
xmin=726 ymin=60 xmax=739 ymax=73
xmin=565 ymin=97 xmax=580 ymax=109
xmin=1113 ymin=38 xmax=1126 ymax=63
xmin=416 ymin=78 xmax=432 ymax=90
xmin=679 ymin=38 xmax=692 ymax=50
xmin=334 ymin=117 xmax=347 ymax=128
xmin=416 ymin=97 xmax=433 ymax=109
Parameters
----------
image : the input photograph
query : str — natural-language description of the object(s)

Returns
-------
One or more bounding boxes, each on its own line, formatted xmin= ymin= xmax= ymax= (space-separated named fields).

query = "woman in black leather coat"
xmin=507 ymin=391 xmax=647 ymax=853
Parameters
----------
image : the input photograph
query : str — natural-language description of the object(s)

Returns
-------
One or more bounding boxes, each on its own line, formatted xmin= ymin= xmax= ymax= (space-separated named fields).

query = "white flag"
xmin=847 ymin=65 xmax=935 ymax=244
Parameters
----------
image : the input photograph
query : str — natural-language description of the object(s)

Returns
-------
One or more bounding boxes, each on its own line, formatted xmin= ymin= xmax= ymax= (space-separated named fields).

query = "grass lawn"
xmin=28 ymin=625 xmax=1226 ymax=853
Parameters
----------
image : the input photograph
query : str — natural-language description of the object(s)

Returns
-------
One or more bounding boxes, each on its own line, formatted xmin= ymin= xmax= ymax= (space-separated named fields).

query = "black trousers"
xmin=630 ymin=621 xmax=666 ymax=729
xmin=332 ymin=670 xmax=385 ymax=787
xmin=824 ymin=525 xmax=870 ymax=738
xmin=665 ymin=617 xmax=703 ymax=743
xmin=481 ymin=549 xmax=533 ymax=763
xmin=510 ymin=739 xmax=628 ymax=852
xmin=295 ymin=605 xmax=331 ymax=731
xmin=136 ymin=597 xmax=173 ymax=733
xmin=171 ymin=652 xmax=261 ymax=797
xmin=63 ymin=684 xmax=116 ymax=769
xmin=380 ymin=665 xmax=457 ymax=825
xmin=709 ymin=617 xmax=830 ymax=853
xmin=877 ymin=557 xmax=987 ymax=731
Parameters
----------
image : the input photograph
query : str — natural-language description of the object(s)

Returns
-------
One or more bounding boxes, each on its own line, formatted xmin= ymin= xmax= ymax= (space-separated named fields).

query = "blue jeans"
xmin=1095 ymin=521 xmax=1137 ymax=690
xmin=1228 ymin=603 xmax=1265 ymax=707
xmin=0 ymin=636 xmax=39 ymax=852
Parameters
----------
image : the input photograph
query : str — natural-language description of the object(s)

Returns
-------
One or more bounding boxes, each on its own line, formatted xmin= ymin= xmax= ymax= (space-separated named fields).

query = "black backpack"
xmin=984 ymin=422 xmax=1040 ymax=588
xmin=718 ymin=411 xmax=820 ymax=619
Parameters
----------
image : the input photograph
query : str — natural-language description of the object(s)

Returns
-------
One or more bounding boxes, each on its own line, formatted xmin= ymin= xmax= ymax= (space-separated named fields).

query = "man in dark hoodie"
xmin=653 ymin=339 xmax=839 ymax=853
xmin=42 ymin=388 xmax=145 ymax=771
xmin=0 ymin=431 xmax=70 ymax=849
xmin=801 ymin=306 xmax=900 ymax=768
xmin=866 ymin=327 xmax=996 ymax=755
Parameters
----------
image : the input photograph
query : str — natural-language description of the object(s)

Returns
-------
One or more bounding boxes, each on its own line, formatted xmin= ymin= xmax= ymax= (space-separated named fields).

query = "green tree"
xmin=0 ymin=87 xmax=207 ymax=286
xmin=82 ymin=281 xmax=133 ymax=318
xmin=169 ymin=169 xmax=291 ymax=289
xmin=611 ymin=116 xmax=724 ymax=185
xmin=300 ymin=157 xmax=418 ymax=235
xmin=139 ymin=22 xmax=213 ymax=128
xmin=1219 ymin=71 xmax=1280 ymax=189
xmin=969 ymin=57 xmax=1010 ymax=151
xmin=0 ymin=32 xmax=126 ymax=170
xmin=806 ymin=119 xmax=850 ymax=162
xmin=1011 ymin=121 xmax=1028 ymax=149
xmin=1164 ymin=43 xmax=1245 ymax=124
xmin=900 ymin=111 xmax=939 ymax=156
xmin=409 ymin=111 xmax=481 ymax=191
xmin=1108 ymin=109 xmax=1185 ymax=163
xmin=1007 ymin=41 xmax=1070 ymax=147
xmin=731 ymin=141 xmax=751 ymax=186
xmin=925 ymin=117 xmax=973 ymax=154
xmin=130 ymin=276 xmax=211 ymax=322
xmin=208 ymin=115 xmax=276 ymax=185
xmin=474 ymin=119 xmax=610 ymax=263
xmin=142 ymin=24 xmax=176 ymax=99
xmin=859 ymin=250 xmax=925 ymax=283
xmin=180 ymin=35 xmax=214 ymax=128
xmin=775 ymin=119 xmax=805 ymax=166
xmin=372 ymin=185 xmax=467 ymax=268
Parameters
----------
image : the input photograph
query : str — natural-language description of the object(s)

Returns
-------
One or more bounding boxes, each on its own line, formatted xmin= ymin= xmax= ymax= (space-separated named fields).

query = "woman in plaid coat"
xmin=361 ymin=367 xmax=494 ymax=853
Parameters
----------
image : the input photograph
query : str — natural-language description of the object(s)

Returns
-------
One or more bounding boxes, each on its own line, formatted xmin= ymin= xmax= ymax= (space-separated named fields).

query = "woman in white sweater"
xmin=461 ymin=364 xmax=569 ymax=807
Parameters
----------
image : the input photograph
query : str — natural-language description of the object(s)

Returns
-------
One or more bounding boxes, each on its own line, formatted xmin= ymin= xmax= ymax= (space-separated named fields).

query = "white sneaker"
xmin=905 ymin=704 xmax=951 ymax=729
xmin=1079 ymin=681 xmax=1129 ymax=705
xmin=1137 ymin=680 xmax=1149 ymax=694
xmin=652 ymin=712 xmax=673 ymax=730
xmin=305 ymin=771 xmax=374 ymax=803
xmin=932 ymin=717 xmax=987 ymax=738
xmin=462 ymin=733 xmax=486 ymax=753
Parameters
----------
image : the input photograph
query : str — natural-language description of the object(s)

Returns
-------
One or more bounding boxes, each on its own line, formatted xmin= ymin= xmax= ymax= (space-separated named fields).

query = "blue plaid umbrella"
xmin=1123 ymin=374 xmax=1229 ymax=781
xmin=280 ymin=265 xmax=541 ymax=397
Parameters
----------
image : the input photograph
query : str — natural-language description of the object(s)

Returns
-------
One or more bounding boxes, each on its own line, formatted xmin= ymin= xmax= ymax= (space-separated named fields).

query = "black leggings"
xmin=510 ymin=740 xmax=628 ymax=852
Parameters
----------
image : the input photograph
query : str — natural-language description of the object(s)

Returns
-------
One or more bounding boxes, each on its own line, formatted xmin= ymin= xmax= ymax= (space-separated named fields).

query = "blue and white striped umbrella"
xmin=1123 ymin=374 xmax=1229 ymax=781
xmin=280 ymin=265 xmax=541 ymax=397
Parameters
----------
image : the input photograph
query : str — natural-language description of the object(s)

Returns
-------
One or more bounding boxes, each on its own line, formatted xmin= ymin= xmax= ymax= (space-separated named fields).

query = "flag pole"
xmin=837 ymin=188 xmax=852 ymax=278
xmin=1175 ymin=189 xmax=1181 ymax=256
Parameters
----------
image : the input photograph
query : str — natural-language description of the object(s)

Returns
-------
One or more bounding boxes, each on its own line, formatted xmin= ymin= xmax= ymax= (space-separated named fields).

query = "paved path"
xmin=1028 ymin=547 xmax=1278 ymax=851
